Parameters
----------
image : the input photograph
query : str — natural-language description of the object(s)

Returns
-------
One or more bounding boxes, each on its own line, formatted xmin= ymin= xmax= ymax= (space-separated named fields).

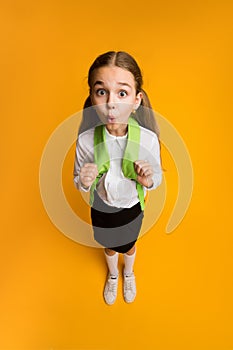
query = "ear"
xmin=134 ymin=91 xmax=143 ymax=110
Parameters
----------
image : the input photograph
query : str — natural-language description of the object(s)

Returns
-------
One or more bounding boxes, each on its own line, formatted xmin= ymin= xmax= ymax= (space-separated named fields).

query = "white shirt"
xmin=73 ymin=125 xmax=162 ymax=208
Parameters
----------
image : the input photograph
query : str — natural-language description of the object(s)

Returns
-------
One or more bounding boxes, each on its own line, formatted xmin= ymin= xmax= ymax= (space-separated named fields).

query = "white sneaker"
xmin=123 ymin=271 xmax=136 ymax=303
xmin=104 ymin=274 xmax=118 ymax=305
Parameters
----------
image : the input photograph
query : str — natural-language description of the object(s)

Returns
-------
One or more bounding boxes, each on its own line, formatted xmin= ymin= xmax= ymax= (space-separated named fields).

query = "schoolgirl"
xmin=74 ymin=51 xmax=162 ymax=305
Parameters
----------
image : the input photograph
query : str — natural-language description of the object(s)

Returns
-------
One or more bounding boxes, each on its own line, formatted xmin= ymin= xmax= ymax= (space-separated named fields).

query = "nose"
xmin=106 ymin=92 xmax=116 ymax=109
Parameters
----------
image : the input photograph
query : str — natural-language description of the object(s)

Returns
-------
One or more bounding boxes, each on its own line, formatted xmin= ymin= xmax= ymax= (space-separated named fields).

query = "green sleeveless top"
xmin=90 ymin=117 xmax=145 ymax=210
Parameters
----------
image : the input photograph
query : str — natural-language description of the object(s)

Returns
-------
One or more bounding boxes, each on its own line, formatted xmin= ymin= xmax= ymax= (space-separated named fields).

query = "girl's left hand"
xmin=134 ymin=160 xmax=154 ymax=188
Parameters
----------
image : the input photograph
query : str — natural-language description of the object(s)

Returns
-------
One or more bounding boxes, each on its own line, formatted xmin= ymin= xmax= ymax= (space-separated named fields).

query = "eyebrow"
xmin=93 ymin=80 xmax=132 ymax=89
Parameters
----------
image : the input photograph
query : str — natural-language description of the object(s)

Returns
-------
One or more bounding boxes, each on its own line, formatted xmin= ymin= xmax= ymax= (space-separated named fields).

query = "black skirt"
xmin=91 ymin=191 xmax=144 ymax=252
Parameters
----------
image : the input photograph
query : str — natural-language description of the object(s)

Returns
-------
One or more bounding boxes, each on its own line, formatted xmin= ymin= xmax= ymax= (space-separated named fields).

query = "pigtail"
xmin=134 ymin=89 xmax=160 ymax=139
xmin=78 ymin=96 xmax=101 ymax=135
xmin=134 ymin=89 xmax=164 ymax=170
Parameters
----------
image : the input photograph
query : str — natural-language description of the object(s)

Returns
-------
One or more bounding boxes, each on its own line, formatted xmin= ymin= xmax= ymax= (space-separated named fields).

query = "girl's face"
xmin=90 ymin=66 xmax=142 ymax=135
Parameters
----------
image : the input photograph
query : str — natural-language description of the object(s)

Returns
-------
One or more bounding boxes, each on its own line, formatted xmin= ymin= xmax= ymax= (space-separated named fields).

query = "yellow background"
xmin=1 ymin=0 xmax=233 ymax=349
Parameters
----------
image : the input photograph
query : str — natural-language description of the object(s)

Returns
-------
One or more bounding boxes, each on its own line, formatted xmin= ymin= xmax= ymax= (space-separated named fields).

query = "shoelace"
xmin=125 ymin=276 xmax=135 ymax=291
xmin=107 ymin=279 xmax=117 ymax=293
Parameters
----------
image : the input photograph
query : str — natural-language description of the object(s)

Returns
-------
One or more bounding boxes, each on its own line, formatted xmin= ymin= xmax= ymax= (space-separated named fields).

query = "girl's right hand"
xmin=80 ymin=163 xmax=98 ymax=188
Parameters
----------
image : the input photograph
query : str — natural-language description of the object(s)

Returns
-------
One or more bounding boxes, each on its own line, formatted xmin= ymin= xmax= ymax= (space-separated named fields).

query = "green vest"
xmin=90 ymin=117 xmax=145 ymax=210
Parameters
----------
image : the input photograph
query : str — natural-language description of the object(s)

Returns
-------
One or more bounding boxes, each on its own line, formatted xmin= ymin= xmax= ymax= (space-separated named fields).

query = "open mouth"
xmin=106 ymin=115 xmax=118 ymax=124
xmin=107 ymin=117 xmax=117 ymax=123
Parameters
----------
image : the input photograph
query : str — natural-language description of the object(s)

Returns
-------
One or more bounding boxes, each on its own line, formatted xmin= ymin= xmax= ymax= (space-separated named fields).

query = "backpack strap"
xmin=90 ymin=124 xmax=110 ymax=206
xmin=122 ymin=117 xmax=145 ymax=210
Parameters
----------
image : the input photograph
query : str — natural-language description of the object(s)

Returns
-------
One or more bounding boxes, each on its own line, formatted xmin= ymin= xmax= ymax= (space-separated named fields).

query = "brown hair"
xmin=79 ymin=51 xmax=160 ymax=138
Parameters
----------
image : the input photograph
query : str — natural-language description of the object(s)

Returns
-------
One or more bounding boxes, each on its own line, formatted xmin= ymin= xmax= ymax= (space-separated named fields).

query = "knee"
xmin=125 ymin=245 xmax=136 ymax=255
xmin=105 ymin=248 xmax=117 ymax=256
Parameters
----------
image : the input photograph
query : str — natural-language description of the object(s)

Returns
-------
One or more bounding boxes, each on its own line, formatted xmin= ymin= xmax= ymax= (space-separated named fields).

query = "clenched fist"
xmin=134 ymin=160 xmax=154 ymax=188
xmin=80 ymin=163 xmax=98 ymax=188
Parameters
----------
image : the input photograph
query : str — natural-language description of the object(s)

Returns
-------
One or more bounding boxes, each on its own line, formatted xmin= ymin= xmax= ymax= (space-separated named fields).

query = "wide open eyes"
xmin=96 ymin=89 xmax=106 ymax=96
xmin=118 ymin=90 xmax=127 ymax=97
xmin=95 ymin=89 xmax=128 ymax=97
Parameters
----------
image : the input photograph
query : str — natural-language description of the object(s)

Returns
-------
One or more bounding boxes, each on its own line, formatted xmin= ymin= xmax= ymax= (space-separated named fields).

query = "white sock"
xmin=123 ymin=248 xmax=136 ymax=276
xmin=104 ymin=251 xmax=119 ymax=277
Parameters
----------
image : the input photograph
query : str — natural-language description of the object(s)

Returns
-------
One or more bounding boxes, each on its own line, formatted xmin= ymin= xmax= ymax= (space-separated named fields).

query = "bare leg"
xmin=105 ymin=248 xmax=117 ymax=256
xmin=125 ymin=244 xmax=136 ymax=255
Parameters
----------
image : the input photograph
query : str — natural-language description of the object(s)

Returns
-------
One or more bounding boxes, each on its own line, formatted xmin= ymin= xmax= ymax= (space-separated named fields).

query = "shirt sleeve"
xmin=148 ymin=133 xmax=162 ymax=191
xmin=73 ymin=130 xmax=95 ymax=192
xmin=139 ymin=130 xmax=163 ymax=191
